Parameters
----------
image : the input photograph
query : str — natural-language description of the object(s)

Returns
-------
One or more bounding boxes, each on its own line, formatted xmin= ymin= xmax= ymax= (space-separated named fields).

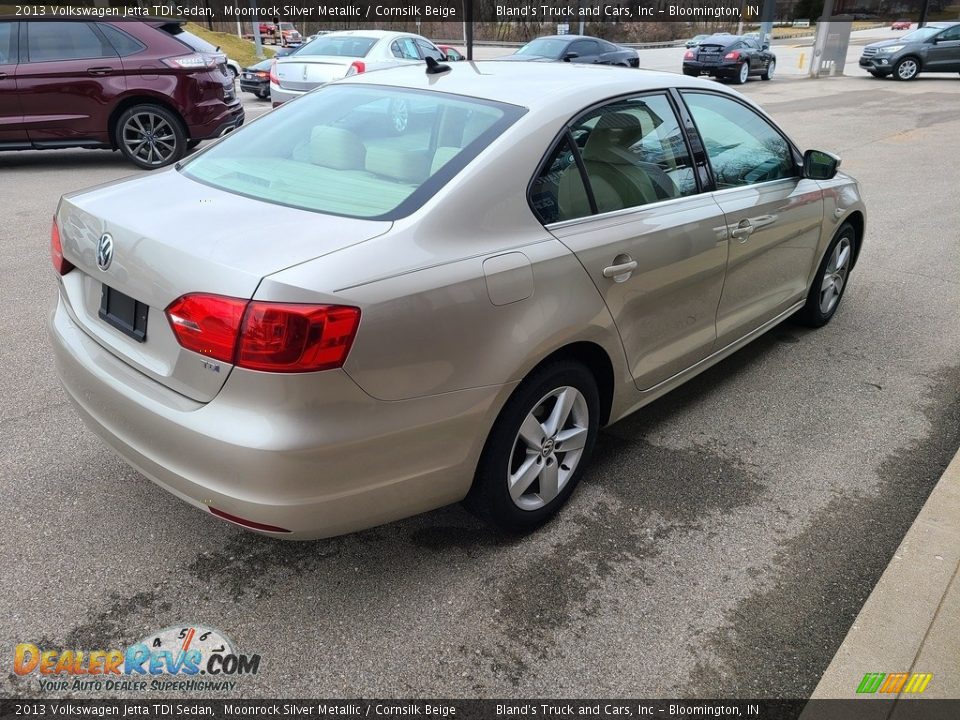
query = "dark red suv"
xmin=0 ymin=19 xmax=244 ymax=169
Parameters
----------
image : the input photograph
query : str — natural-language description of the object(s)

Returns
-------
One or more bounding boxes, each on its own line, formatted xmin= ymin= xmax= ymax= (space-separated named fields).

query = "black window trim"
xmin=676 ymin=88 xmax=804 ymax=192
xmin=526 ymin=89 xmax=708 ymax=227
xmin=21 ymin=20 xmax=118 ymax=64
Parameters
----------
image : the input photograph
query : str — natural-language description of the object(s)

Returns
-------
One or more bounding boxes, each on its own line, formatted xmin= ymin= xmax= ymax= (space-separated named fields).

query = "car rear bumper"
xmin=269 ymin=83 xmax=311 ymax=107
xmin=49 ymin=292 xmax=510 ymax=540
xmin=682 ymin=61 xmax=741 ymax=77
xmin=186 ymin=100 xmax=245 ymax=141
xmin=239 ymin=79 xmax=268 ymax=95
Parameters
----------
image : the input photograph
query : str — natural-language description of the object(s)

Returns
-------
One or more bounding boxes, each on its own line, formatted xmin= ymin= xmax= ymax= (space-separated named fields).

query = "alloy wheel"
xmin=121 ymin=112 xmax=178 ymax=167
xmin=819 ymin=236 xmax=851 ymax=315
xmin=507 ymin=386 xmax=589 ymax=511
xmin=897 ymin=58 xmax=918 ymax=80
xmin=739 ymin=62 xmax=749 ymax=83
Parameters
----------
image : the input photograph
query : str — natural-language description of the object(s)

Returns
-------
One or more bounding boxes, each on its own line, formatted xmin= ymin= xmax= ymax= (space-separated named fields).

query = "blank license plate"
xmin=99 ymin=285 xmax=148 ymax=342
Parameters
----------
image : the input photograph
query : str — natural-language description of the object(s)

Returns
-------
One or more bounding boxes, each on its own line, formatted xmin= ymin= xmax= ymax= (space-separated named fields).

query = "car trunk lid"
xmin=56 ymin=170 xmax=390 ymax=402
xmin=275 ymin=56 xmax=359 ymax=91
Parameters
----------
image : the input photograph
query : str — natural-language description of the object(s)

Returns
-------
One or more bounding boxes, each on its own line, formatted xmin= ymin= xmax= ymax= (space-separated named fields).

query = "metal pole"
xmin=465 ymin=0 xmax=473 ymax=60
xmin=918 ymin=0 xmax=931 ymax=27
xmin=759 ymin=0 xmax=774 ymax=47
xmin=251 ymin=0 xmax=264 ymax=60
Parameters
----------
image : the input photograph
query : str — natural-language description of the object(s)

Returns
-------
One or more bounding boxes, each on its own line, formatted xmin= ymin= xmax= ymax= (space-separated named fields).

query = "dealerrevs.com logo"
xmin=14 ymin=625 xmax=260 ymax=693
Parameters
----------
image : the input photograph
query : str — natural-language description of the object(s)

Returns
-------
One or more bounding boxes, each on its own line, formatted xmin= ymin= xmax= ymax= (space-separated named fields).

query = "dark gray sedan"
xmin=501 ymin=35 xmax=639 ymax=67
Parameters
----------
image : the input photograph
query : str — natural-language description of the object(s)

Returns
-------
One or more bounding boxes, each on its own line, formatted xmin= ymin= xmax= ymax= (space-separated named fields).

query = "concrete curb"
xmin=810 ymin=446 xmax=960 ymax=700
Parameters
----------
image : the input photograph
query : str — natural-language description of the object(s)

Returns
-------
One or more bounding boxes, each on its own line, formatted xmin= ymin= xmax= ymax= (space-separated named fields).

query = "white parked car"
xmin=270 ymin=30 xmax=446 ymax=106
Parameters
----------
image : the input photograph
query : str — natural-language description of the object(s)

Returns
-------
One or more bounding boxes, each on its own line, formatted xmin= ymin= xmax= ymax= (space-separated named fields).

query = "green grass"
xmin=185 ymin=23 xmax=275 ymax=67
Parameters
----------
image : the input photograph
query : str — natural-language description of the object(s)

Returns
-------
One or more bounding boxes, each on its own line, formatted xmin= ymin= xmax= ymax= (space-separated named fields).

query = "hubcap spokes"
xmin=819 ymin=237 xmax=851 ymax=314
xmin=123 ymin=113 xmax=175 ymax=165
xmin=509 ymin=387 xmax=589 ymax=511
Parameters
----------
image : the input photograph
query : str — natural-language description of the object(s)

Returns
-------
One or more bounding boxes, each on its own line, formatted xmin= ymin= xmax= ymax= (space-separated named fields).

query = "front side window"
xmin=937 ymin=25 xmax=960 ymax=41
xmin=682 ymin=92 xmax=795 ymax=189
xmin=181 ymin=85 xmax=523 ymax=220
xmin=26 ymin=21 xmax=115 ymax=62
xmin=569 ymin=40 xmax=600 ymax=56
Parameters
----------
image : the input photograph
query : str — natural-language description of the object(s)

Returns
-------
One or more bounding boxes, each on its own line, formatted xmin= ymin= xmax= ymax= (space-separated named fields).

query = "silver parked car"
xmin=49 ymin=63 xmax=865 ymax=539
xmin=269 ymin=29 xmax=446 ymax=106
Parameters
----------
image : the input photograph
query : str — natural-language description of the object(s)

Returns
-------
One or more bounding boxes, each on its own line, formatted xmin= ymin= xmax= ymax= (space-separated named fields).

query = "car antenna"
xmin=425 ymin=56 xmax=450 ymax=75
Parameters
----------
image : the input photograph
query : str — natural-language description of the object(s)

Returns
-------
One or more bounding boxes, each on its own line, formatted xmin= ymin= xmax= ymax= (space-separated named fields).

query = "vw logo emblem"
xmin=96 ymin=233 xmax=114 ymax=272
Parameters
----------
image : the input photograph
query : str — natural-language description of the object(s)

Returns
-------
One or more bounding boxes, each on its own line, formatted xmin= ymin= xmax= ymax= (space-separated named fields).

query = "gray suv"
xmin=860 ymin=21 xmax=960 ymax=80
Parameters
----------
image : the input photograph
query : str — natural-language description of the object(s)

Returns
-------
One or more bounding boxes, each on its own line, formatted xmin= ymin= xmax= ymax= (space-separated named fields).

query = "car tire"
xmin=115 ymin=104 xmax=187 ymax=170
xmin=735 ymin=61 xmax=750 ymax=84
xmin=761 ymin=59 xmax=775 ymax=80
xmin=793 ymin=222 xmax=857 ymax=328
xmin=464 ymin=360 xmax=600 ymax=532
xmin=893 ymin=56 xmax=920 ymax=81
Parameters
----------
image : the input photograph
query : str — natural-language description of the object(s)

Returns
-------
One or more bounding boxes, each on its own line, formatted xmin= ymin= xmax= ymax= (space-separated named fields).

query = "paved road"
xmin=1 ymin=72 xmax=959 ymax=699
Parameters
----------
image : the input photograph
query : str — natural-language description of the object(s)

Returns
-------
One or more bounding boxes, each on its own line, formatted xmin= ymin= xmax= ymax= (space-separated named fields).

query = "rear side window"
xmin=26 ymin=21 xmax=116 ymax=62
xmin=0 ymin=21 xmax=16 ymax=64
xmin=99 ymin=24 xmax=146 ymax=57
xmin=530 ymin=136 xmax=592 ymax=224
xmin=391 ymin=38 xmax=419 ymax=60
xmin=181 ymin=85 xmax=524 ymax=220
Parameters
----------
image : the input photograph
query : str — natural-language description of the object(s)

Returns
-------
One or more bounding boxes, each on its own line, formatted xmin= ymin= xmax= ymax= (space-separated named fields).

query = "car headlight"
xmin=876 ymin=45 xmax=904 ymax=54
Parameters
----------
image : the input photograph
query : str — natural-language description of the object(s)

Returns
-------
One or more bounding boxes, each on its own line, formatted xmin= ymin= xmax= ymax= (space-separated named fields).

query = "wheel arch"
xmin=844 ymin=210 xmax=865 ymax=269
xmin=107 ymin=95 xmax=188 ymax=149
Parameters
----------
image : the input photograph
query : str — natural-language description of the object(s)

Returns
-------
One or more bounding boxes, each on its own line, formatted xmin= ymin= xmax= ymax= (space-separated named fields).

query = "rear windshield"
xmin=297 ymin=36 xmax=378 ymax=58
xmin=180 ymin=85 xmax=525 ymax=220
xmin=161 ymin=25 xmax=219 ymax=54
xmin=516 ymin=38 xmax=568 ymax=59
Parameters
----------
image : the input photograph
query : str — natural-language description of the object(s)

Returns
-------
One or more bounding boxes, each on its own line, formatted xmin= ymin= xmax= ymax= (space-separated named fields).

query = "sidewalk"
xmin=811 ymin=447 xmax=960 ymax=701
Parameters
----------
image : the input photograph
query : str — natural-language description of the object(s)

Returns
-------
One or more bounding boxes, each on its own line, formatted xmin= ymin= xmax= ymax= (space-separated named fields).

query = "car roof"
xmin=341 ymin=61 xmax=723 ymax=110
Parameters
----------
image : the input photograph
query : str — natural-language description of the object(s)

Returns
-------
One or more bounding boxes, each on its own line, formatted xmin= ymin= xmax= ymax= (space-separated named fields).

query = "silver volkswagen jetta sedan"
xmin=49 ymin=62 xmax=865 ymax=539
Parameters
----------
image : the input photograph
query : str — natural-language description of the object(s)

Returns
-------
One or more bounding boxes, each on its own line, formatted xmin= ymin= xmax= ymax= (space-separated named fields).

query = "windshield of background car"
xmin=180 ymin=85 xmax=525 ymax=220
xmin=516 ymin=38 xmax=567 ymax=58
xmin=901 ymin=25 xmax=945 ymax=41
xmin=297 ymin=36 xmax=378 ymax=57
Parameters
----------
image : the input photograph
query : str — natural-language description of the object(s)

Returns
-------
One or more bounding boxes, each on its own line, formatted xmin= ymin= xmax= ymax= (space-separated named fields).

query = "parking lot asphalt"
xmin=2 ymin=72 xmax=959 ymax=699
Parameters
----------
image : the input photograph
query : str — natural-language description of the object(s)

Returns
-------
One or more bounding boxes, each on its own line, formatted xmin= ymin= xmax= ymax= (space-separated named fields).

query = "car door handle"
xmin=602 ymin=258 xmax=638 ymax=279
xmin=0 ymin=72 xmax=6 ymax=80
xmin=730 ymin=220 xmax=755 ymax=241
xmin=87 ymin=67 xmax=113 ymax=76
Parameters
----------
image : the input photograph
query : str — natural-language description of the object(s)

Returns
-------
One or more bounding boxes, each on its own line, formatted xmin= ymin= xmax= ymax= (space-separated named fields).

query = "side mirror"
xmin=762 ymin=42 xmax=770 ymax=50
xmin=562 ymin=52 xmax=579 ymax=62
xmin=803 ymin=149 xmax=841 ymax=180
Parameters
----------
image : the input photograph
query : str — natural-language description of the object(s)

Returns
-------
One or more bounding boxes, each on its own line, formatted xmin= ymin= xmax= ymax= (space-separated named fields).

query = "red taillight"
xmin=724 ymin=50 xmax=741 ymax=60
xmin=346 ymin=60 xmax=365 ymax=77
xmin=165 ymin=294 xmax=247 ymax=364
xmin=50 ymin=217 xmax=74 ymax=276
xmin=164 ymin=294 xmax=361 ymax=373
xmin=269 ymin=59 xmax=279 ymax=85
xmin=163 ymin=53 xmax=217 ymax=70
xmin=684 ymin=50 xmax=695 ymax=60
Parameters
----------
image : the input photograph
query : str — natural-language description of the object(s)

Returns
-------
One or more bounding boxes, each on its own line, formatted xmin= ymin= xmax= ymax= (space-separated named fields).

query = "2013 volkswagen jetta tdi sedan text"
xmin=49 ymin=62 xmax=866 ymax=539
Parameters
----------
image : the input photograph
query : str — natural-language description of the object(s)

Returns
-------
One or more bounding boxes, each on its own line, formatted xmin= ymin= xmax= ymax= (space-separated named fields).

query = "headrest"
xmin=365 ymin=146 xmax=431 ymax=184
xmin=308 ymin=126 xmax=365 ymax=170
